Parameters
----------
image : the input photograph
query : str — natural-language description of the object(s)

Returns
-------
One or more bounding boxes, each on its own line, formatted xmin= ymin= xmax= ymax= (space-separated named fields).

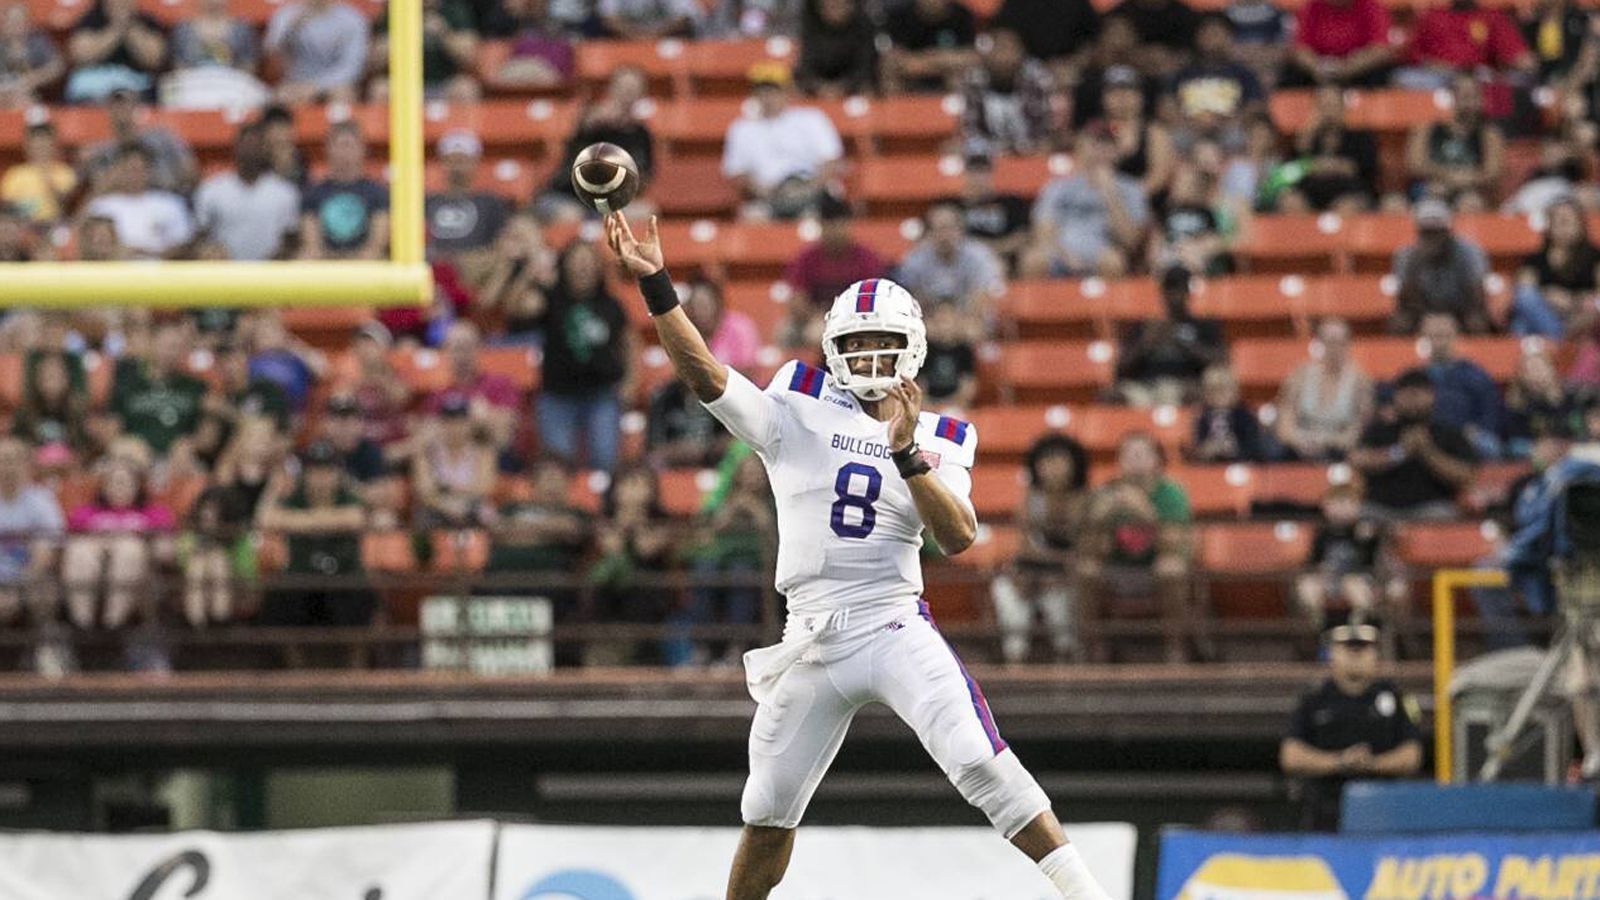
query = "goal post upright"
xmin=1431 ymin=567 xmax=1509 ymax=783
xmin=0 ymin=0 xmax=430 ymax=309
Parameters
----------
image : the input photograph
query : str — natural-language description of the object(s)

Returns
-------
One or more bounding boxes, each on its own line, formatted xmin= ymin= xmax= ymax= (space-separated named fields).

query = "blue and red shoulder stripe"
xmin=786 ymin=361 xmax=826 ymax=398
xmin=935 ymin=415 xmax=969 ymax=444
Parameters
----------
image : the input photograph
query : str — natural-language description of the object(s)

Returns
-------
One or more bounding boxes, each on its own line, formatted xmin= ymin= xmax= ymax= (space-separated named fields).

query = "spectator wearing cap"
xmin=1352 ymin=367 xmax=1478 ymax=520
xmin=320 ymin=393 xmax=389 ymax=483
xmin=1107 ymin=0 xmax=1201 ymax=74
xmin=988 ymin=0 xmax=1100 ymax=72
xmin=0 ymin=2 xmax=64 ymax=108
xmin=1100 ymin=63 xmax=1176 ymax=199
xmin=1023 ymin=124 xmax=1150 ymax=279
xmin=1165 ymin=15 xmax=1265 ymax=157
xmin=1114 ymin=265 xmax=1227 ymax=406
xmin=794 ymin=0 xmax=877 ymax=98
xmin=265 ymin=0 xmax=369 ymax=104
xmin=425 ymin=130 xmax=510 ymax=278
xmin=1 ymin=123 xmax=75 ymax=225
xmin=1281 ymin=615 xmax=1422 ymax=831
xmin=255 ymin=440 xmax=377 ymax=651
xmin=342 ymin=322 xmax=413 ymax=450
xmin=536 ymin=241 xmax=632 ymax=471
xmin=413 ymin=392 xmax=496 ymax=529
xmin=371 ymin=0 xmax=481 ymax=104
xmin=479 ymin=0 xmax=573 ymax=90
xmin=880 ymin=0 xmax=978 ymax=94
xmin=600 ymin=0 xmax=701 ymax=38
xmin=298 ymin=122 xmax=389 ymax=261
xmin=79 ymin=88 xmax=197 ymax=195
xmin=425 ymin=321 xmax=520 ymax=451
xmin=1071 ymin=18 xmax=1153 ymax=128
xmin=722 ymin=61 xmax=843 ymax=221
xmin=958 ymin=29 xmax=1061 ymax=157
xmin=895 ymin=202 xmax=1004 ymax=335
xmin=780 ymin=192 xmax=887 ymax=347
xmin=1389 ymin=199 xmax=1492 ymax=335
xmin=1404 ymin=75 xmax=1504 ymax=213
xmin=64 ymin=0 xmax=166 ymax=103
xmin=945 ymin=151 xmax=1032 ymax=273
xmin=1398 ymin=0 xmax=1533 ymax=90
xmin=1281 ymin=0 xmax=1396 ymax=88
xmin=194 ymin=122 xmax=302 ymax=261
xmin=535 ymin=67 xmax=655 ymax=223
xmin=82 ymin=144 xmax=193 ymax=259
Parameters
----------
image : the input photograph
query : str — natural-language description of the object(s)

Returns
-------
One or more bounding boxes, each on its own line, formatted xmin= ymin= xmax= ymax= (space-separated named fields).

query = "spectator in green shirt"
xmin=256 ymin=440 xmax=375 ymax=665
xmin=1081 ymin=431 xmax=1197 ymax=662
xmin=110 ymin=321 xmax=207 ymax=460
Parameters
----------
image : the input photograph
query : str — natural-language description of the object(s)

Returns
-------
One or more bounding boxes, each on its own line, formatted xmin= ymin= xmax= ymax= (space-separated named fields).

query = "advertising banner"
xmin=0 ymin=820 xmax=495 ymax=900
xmin=1157 ymin=829 xmax=1600 ymax=900
xmin=495 ymin=823 xmax=1137 ymax=900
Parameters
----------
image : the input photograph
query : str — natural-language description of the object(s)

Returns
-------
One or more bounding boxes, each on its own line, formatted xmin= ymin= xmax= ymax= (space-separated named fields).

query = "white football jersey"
xmin=702 ymin=359 xmax=977 ymax=622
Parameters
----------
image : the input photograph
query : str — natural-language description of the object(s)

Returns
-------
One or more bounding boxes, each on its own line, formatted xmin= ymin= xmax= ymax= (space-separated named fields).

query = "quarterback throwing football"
xmin=605 ymin=212 xmax=1110 ymax=900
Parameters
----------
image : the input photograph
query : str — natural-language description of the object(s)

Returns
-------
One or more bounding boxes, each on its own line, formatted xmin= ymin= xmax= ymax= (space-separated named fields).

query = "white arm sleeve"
xmin=701 ymin=366 xmax=782 ymax=455
xmin=932 ymin=461 xmax=975 ymax=521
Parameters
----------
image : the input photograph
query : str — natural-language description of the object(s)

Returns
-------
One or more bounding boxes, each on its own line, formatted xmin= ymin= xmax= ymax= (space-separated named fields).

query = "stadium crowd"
xmin=0 ymin=0 xmax=1596 ymax=673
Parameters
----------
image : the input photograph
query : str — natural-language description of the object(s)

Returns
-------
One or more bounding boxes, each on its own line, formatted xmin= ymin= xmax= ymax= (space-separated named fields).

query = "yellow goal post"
xmin=1431 ymin=567 xmax=1510 ymax=783
xmin=0 ymin=0 xmax=431 ymax=309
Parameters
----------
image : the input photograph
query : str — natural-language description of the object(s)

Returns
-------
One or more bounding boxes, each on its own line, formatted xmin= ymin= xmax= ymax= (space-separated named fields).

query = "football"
xmin=570 ymin=142 xmax=641 ymax=214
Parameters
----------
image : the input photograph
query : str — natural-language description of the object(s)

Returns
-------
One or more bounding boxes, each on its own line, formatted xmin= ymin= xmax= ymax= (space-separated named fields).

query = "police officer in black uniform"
xmin=1280 ymin=615 xmax=1424 ymax=830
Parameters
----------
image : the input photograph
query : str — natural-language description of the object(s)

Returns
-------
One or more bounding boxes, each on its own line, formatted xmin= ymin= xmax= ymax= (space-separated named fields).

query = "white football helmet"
xmin=821 ymin=278 xmax=928 ymax=401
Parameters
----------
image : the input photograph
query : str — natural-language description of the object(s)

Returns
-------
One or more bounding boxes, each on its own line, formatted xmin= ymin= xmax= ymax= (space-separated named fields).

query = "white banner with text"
xmin=495 ymin=823 xmax=1138 ymax=900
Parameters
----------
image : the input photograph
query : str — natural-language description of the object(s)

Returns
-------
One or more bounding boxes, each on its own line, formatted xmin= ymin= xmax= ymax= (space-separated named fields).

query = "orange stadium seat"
xmin=576 ymin=39 xmax=692 ymax=96
xmin=430 ymin=530 xmax=491 ymax=572
xmin=969 ymin=465 xmax=1025 ymax=521
xmin=854 ymin=155 xmax=962 ymax=215
xmin=1299 ymin=274 xmax=1394 ymax=332
xmin=1190 ymin=275 xmax=1303 ymax=337
xmin=653 ymin=219 xmax=725 ymax=272
xmin=279 ymin=308 xmax=374 ymax=350
xmin=387 ymin=347 xmax=452 ymax=394
xmin=1075 ymin=405 xmax=1193 ymax=458
xmin=684 ymin=38 xmax=798 ymax=97
xmin=651 ymin=97 xmax=747 ymax=155
xmin=659 ymin=468 xmax=709 ymax=516
xmin=478 ymin=346 xmax=541 ymax=392
xmin=1233 ymin=214 xmax=1348 ymax=274
xmin=649 ymin=157 xmax=740 ymax=218
xmin=720 ymin=281 xmax=795 ymax=339
xmin=494 ymin=474 xmax=536 ymax=504
xmin=1002 ymin=279 xmax=1115 ymax=339
xmin=1394 ymin=520 xmax=1499 ymax=570
xmin=362 ymin=531 xmax=420 ymax=573
xmin=1253 ymin=463 xmax=1345 ymax=509
xmin=424 ymin=158 xmax=546 ymax=202
xmin=1231 ymin=338 xmax=1313 ymax=399
xmin=1199 ymin=521 xmax=1314 ymax=575
xmin=965 ymin=405 xmax=1067 ymax=460
xmin=992 ymin=341 xmax=1115 ymax=403
xmin=155 ymin=473 xmax=208 ymax=521
xmin=864 ymin=94 xmax=961 ymax=152
xmin=0 ymin=354 xmax=23 ymax=409
xmin=1171 ymin=465 xmax=1253 ymax=518
xmin=991 ymin=154 xmax=1062 ymax=196
xmin=1268 ymin=89 xmax=1448 ymax=137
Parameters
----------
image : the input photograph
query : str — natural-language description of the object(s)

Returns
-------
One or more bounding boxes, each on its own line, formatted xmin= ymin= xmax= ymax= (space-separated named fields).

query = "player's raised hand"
xmin=882 ymin=375 xmax=921 ymax=451
xmin=604 ymin=212 xmax=664 ymax=277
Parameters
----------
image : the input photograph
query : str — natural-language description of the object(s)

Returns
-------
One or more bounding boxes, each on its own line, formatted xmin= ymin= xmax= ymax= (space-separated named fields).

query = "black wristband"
xmin=638 ymin=268 xmax=679 ymax=316
xmin=892 ymin=442 xmax=932 ymax=479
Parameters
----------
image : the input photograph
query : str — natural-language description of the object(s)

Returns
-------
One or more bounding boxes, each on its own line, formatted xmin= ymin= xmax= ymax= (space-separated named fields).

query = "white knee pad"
xmin=951 ymin=748 xmax=1052 ymax=839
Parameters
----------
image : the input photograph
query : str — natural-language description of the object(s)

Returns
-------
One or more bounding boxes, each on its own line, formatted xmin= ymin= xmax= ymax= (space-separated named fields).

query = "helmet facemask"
xmin=826 ymin=331 xmax=916 ymax=401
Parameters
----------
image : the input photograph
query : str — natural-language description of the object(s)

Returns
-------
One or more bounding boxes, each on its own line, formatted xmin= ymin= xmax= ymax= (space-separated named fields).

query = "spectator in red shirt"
xmin=778 ymin=192 xmax=886 ymax=349
xmin=1282 ymin=0 xmax=1396 ymax=87
xmin=1397 ymin=0 xmax=1533 ymax=90
xmin=424 ymin=321 xmax=520 ymax=450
